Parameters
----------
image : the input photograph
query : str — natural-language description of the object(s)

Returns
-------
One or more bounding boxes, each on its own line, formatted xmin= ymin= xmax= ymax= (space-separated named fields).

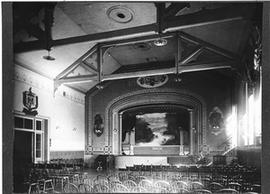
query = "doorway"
xmin=13 ymin=114 xmax=48 ymax=192
xmin=13 ymin=130 xmax=33 ymax=192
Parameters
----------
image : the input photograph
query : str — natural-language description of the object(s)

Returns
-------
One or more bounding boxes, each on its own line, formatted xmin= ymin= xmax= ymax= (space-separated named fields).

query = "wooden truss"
xmin=54 ymin=31 xmax=238 ymax=93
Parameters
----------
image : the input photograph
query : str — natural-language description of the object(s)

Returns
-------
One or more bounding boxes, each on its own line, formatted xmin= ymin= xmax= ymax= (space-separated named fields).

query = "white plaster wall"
xmin=13 ymin=64 xmax=85 ymax=152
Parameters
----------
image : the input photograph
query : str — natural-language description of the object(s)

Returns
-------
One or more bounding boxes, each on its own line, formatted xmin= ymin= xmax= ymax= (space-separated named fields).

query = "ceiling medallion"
xmin=133 ymin=42 xmax=152 ymax=51
xmin=107 ymin=5 xmax=134 ymax=23
xmin=137 ymin=75 xmax=169 ymax=88
xmin=153 ymin=38 xmax=168 ymax=47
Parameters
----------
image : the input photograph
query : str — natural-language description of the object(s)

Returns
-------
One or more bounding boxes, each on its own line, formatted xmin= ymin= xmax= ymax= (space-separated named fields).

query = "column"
xmin=189 ymin=109 xmax=194 ymax=155
xmin=179 ymin=130 xmax=184 ymax=155
xmin=119 ymin=112 xmax=123 ymax=155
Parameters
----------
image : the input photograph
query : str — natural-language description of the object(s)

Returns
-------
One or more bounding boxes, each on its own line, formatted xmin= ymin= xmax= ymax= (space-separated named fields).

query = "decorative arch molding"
xmin=104 ymin=88 xmax=207 ymax=155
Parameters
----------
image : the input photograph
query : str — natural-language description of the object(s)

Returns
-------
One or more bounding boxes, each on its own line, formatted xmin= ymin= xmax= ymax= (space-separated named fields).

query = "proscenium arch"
xmin=105 ymin=88 xmax=207 ymax=155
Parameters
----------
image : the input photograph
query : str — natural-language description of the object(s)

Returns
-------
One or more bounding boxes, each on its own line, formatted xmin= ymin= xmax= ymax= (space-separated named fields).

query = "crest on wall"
xmin=94 ymin=114 xmax=104 ymax=137
xmin=23 ymin=87 xmax=38 ymax=116
xmin=208 ymin=107 xmax=224 ymax=136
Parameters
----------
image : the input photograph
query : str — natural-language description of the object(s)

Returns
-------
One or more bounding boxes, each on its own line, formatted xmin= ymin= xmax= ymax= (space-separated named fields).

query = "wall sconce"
xmin=209 ymin=106 xmax=224 ymax=136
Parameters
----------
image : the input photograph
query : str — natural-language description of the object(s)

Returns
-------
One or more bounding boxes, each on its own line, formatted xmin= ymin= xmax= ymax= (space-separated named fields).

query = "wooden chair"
xmin=154 ymin=180 xmax=171 ymax=190
xmin=78 ymin=183 xmax=92 ymax=193
xmin=96 ymin=175 xmax=107 ymax=181
xmin=138 ymin=179 xmax=153 ymax=192
xmin=123 ymin=179 xmax=137 ymax=190
xmin=107 ymin=174 xmax=120 ymax=182
xmin=201 ymin=177 xmax=211 ymax=188
xmin=251 ymin=184 xmax=261 ymax=193
xmin=92 ymin=177 xmax=109 ymax=187
xmin=158 ymin=187 xmax=170 ymax=193
xmin=128 ymin=174 xmax=137 ymax=182
xmin=92 ymin=183 xmax=109 ymax=193
xmin=171 ymin=188 xmax=190 ymax=193
xmin=50 ymin=175 xmax=69 ymax=192
xmin=28 ymin=183 xmax=40 ymax=194
xmin=136 ymin=175 xmax=147 ymax=184
xmin=171 ymin=180 xmax=189 ymax=190
xmin=111 ymin=183 xmax=129 ymax=193
xmin=193 ymin=189 xmax=212 ymax=194
xmin=190 ymin=181 xmax=204 ymax=191
xmin=208 ymin=182 xmax=223 ymax=192
xmin=130 ymin=185 xmax=147 ymax=193
xmin=63 ymin=183 xmax=79 ymax=193
xmin=109 ymin=180 xmax=122 ymax=190
xmin=217 ymin=188 xmax=239 ymax=194
xmin=228 ymin=182 xmax=241 ymax=192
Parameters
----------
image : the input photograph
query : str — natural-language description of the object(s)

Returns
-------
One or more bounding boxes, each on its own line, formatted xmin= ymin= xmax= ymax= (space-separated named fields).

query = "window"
xmin=14 ymin=117 xmax=33 ymax=129
xmin=35 ymin=134 xmax=42 ymax=158
xmin=14 ymin=115 xmax=47 ymax=163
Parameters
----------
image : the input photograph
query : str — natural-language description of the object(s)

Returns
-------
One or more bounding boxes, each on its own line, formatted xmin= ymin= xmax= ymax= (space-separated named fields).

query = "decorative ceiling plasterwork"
xmin=137 ymin=75 xmax=169 ymax=88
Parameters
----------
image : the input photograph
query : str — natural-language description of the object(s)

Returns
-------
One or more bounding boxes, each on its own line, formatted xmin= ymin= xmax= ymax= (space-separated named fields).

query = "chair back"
xmin=63 ymin=183 xmax=79 ymax=193
xmin=194 ymin=189 xmax=212 ymax=194
xmin=217 ymin=188 xmax=239 ymax=194
xmin=171 ymin=180 xmax=189 ymax=190
xmin=171 ymin=188 xmax=190 ymax=193
xmin=190 ymin=181 xmax=204 ymax=190
xmin=154 ymin=180 xmax=170 ymax=189
xmin=78 ymin=183 xmax=92 ymax=193
xmin=123 ymin=179 xmax=137 ymax=190
xmin=130 ymin=185 xmax=146 ymax=193
xmin=92 ymin=183 xmax=109 ymax=193
xmin=208 ymin=182 xmax=223 ymax=192
xmin=228 ymin=182 xmax=241 ymax=191
xmin=28 ymin=183 xmax=40 ymax=194
xmin=138 ymin=179 xmax=153 ymax=192
xmin=111 ymin=183 xmax=129 ymax=193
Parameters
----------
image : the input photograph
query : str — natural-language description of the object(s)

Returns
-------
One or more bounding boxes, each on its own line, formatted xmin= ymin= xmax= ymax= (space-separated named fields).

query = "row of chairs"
xmin=77 ymin=177 xmax=260 ymax=193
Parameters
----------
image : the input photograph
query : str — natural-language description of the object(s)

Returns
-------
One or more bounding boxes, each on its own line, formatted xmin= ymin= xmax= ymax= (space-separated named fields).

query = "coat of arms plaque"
xmin=23 ymin=87 xmax=38 ymax=116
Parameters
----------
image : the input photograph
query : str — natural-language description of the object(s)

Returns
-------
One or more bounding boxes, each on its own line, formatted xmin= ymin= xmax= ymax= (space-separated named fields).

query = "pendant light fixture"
xmin=154 ymin=3 xmax=167 ymax=47
xmin=43 ymin=49 xmax=55 ymax=61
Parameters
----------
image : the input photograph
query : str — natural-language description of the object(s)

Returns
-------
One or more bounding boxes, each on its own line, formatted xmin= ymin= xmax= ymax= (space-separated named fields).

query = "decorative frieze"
xmin=14 ymin=65 xmax=85 ymax=105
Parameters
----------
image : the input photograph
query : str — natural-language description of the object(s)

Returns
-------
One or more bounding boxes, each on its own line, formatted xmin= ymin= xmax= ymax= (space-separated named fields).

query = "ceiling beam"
xmin=14 ymin=4 xmax=256 ymax=53
xmin=14 ymin=24 xmax=157 ymax=53
xmin=163 ymin=4 xmax=255 ymax=32
xmin=56 ymin=75 xmax=97 ymax=84
xmin=55 ymin=44 xmax=97 ymax=80
xmin=54 ymin=60 xmax=234 ymax=84
xmin=179 ymin=31 xmax=238 ymax=60
xmin=81 ymin=61 xmax=98 ymax=73
xmin=164 ymin=3 xmax=190 ymax=19
xmin=181 ymin=46 xmax=204 ymax=65
xmin=100 ymin=32 xmax=174 ymax=48
xmin=102 ymin=61 xmax=234 ymax=81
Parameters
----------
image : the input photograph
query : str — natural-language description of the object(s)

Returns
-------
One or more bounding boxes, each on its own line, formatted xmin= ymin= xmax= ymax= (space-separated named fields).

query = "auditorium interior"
xmin=2 ymin=1 xmax=270 ymax=194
